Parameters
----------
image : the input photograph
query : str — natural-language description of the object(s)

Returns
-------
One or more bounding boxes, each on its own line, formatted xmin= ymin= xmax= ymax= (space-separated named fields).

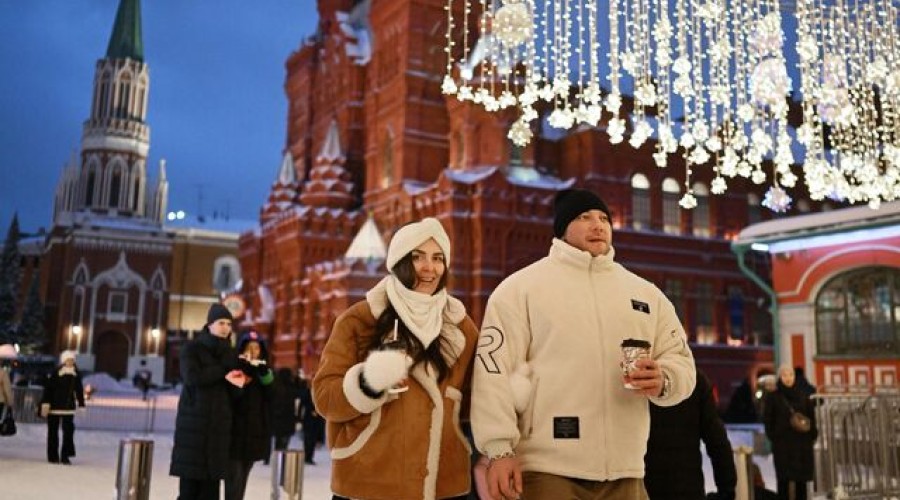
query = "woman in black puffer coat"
xmin=225 ymin=331 xmax=274 ymax=500
xmin=170 ymin=304 xmax=240 ymax=500
xmin=763 ymin=365 xmax=817 ymax=500
xmin=41 ymin=350 xmax=85 ymax=464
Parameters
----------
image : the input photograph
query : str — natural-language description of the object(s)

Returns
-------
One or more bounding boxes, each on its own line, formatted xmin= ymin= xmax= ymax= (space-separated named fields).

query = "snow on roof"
xmin=277 ymin=151 xmax=296 ymax=184
xmin=336 ymin=0 xmax=372 ymax=65
xmin=345 ymin=216 xmax=386 ymax=261
xmin=402 ymin=180 xmax=432 ymax=196
xmin=444 ymin=166 xmax=498 ymax=184
xmin=317 ymin=120 xmax=344 ymax=162
xmin=165 ymin=215 xmax=257 ymax=235
xmin=735 ymin=200 xmax=900 ymax=245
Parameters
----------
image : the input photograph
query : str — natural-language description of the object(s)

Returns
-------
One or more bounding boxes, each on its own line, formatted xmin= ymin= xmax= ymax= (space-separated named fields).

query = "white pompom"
xmin=363 ymin=350 xmax=410 ymax=392
xmin=509 ymin=364 xmax=533 ymax=413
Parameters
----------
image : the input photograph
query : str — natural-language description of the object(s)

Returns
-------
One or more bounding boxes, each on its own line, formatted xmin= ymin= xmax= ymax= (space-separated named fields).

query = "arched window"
xmin=213 ymin=256 xmax=241 ymax=293
xmin=692 ymin=182 xmax=711 ymax=238
xmin=86 ymin=170 xmax=97 ymax=206
xmin=662 ymin=178 xmax=681 ymax=234
xmin=631 ymin=173 xmax=651 ymax=230
xmin=816 ymin=266 xmax=900 ymax=356
xmin=109 ymin=170 xmax=122 ymax=208
xmin=695 ymin=281 xmax=715 ymax=344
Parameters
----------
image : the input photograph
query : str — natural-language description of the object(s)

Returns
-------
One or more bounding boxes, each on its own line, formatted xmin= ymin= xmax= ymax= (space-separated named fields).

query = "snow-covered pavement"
xmin=0 ymin=422 xmax=333 ymax=499
xmin=0 ymin=422 xmax=777 ymax=499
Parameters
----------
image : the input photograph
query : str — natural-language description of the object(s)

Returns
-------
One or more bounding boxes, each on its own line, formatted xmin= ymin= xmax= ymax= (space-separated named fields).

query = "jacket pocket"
xmin=330 ymin=407 xmax=383 ymax=460
xmin=445 ymin=387 xmax=472 ymax=455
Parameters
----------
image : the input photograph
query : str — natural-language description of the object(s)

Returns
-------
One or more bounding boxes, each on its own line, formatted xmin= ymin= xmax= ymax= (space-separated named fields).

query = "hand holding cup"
xmin=620 ymin=338 xmax=651 ymax=390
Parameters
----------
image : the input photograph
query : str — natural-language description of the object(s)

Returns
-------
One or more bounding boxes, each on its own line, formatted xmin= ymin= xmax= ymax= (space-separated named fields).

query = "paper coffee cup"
xmin=621 ymin=338 xmax=651 ymax=389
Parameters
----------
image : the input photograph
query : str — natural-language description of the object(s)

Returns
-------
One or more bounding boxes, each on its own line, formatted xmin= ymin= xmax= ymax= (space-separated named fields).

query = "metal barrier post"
xmin=115 ymin=438 xmax=154 ymax=500
xmin=271 ymin=449 xmax=304 ymax=500
xmin=734 ymin=445 xmax=755 ymax=500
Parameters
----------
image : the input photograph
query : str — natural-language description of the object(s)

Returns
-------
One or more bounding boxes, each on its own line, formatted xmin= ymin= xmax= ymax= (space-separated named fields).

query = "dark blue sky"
xmin=0 ymin=1 xmax=318 ymax=233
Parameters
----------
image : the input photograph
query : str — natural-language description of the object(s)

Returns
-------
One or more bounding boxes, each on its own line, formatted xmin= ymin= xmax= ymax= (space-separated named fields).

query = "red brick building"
xmin=237 ymin=0 xmax=838 ymax=404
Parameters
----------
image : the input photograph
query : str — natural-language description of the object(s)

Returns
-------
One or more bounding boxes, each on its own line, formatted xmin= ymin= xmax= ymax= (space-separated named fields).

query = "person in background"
xmin=763 ymin=365 xmax=817 ymax=500
xmin=793 ymin=367 xmax=816 ymax=398
xmin=269 ymin=367 xmax=300 ymax=455
xmin=723 ymin=377 xmax=758 ymax=424
xmin=313 ymin=217 xmax=479 ymax=500
xmin=133 ymin=359 xmax=152 ymax=401
xmin=297 ymin=370 xmax=323 ymax=465
xmin=471 ymin=188 xmax=696 ymax=500
xmin=0 ymin=351 xmax=13 ymax=414
xmin=41 ymin=350 xmax=85 ymax=464
xmin=225 ymin=330 xmax=274 ymax=500
xmin=169 ymin=303 xmax=246 ymax=500
xmin=645 ymin=370 xmax=736 ymax=500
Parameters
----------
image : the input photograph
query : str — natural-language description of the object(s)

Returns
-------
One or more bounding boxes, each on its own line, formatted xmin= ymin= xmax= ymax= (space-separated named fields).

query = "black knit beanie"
xmin=207 ymin=303 xmax=234 ymax=326
xmin=552 ymin=188 xmax=611 ymax=238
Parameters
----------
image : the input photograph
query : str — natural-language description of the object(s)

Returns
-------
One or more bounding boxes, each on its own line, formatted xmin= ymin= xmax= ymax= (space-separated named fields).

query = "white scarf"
xmin=366 ymin=275 xmax=467 ymax=365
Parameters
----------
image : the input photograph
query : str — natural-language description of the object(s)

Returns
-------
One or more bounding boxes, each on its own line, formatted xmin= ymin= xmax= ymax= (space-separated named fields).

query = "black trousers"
xmin=178 ymin=477 xmax=220 ymax=500
xmin=302 ymin=425 xmax=318 ymax=463
xmin=273 ymin=434 xmax=291 ymax=452
xmin=46 ymin=414 xmax=75 ymax=462
xmin=776 ymin=479 xmax=808 ymax=500
xmin=224 ymin=458 xmax=255 ymax=500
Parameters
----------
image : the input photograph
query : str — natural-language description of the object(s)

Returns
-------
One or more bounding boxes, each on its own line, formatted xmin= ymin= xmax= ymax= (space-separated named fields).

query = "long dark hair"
xmin=367 ymin=252 xmax=452 ymax=383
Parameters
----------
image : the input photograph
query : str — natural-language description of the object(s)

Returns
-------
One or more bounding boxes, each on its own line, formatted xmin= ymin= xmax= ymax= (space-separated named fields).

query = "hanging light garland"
xmin=443 ymin=0 xmax=900 ymax=211
xmin=795 ymin=0 xmax=900 ymax=209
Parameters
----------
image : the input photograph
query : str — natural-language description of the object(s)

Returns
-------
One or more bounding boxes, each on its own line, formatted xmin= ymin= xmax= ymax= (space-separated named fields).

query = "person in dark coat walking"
xmin=645 ymin=370 xmax=736 ymax=500
xmin=297 ymin=373 xmax=323 ymax=465
xmin=225 ymin=330 xmax=274 ymax=500
xmin=763 ymin=365 xmax=817 ymax=500
xmin=41 ymin=350 xmax=85 ymax=464
xmin=270 ymin=367 xmax=300 ymax=453
xmin=169 ymin=304 xmax=245 ymax=500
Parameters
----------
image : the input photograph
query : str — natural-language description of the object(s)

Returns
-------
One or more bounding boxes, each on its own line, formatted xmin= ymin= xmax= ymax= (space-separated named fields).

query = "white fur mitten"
xmin=362 ymin=350 xmax=410 ymax=393
xmin=509 ymin=364 xmax=533 ymax=413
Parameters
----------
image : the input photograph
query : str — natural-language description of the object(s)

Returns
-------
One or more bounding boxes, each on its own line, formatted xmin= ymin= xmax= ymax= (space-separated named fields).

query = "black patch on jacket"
xmin=631 ymin=299 xmax=650 ymax=314
xmin=553 ymin=417 xmax=580 ymax=439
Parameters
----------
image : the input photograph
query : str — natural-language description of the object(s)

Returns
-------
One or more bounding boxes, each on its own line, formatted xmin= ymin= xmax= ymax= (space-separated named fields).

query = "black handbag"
xmin=0 ymin=404 xmax=16 ymax=436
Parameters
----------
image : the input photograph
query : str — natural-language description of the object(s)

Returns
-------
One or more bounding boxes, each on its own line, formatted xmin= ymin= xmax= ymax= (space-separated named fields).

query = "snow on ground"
xmin=0 ymin=423 xmax=333 ymax=499
xmin=0 ymin=421 xmax=777 ymax=499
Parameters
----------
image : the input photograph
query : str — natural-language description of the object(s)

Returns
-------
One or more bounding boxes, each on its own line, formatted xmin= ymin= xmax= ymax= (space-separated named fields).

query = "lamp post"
xmin=70 ymin=324 xmax=82 ymax=351
xmin=150 ymin=327 xmax=160 ymax=356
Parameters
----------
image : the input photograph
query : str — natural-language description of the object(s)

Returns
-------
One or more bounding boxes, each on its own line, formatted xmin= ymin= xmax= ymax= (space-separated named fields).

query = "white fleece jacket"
xmin=471 ymin=239 xmax=695 ymax=481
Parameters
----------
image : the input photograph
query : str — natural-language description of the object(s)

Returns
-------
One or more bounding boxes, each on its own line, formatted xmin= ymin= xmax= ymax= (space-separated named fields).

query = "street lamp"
xmin=70 ymin=324 xmax=82 ymax=351
xmin=151 ymin=327 xmax=161 ymax=355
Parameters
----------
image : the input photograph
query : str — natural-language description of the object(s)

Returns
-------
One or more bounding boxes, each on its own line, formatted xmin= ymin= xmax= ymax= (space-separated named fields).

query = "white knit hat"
xmin=60 ymin=350 xmax=77 ymax=364
xmin=386 ymin=218 xmax=451 ymax=271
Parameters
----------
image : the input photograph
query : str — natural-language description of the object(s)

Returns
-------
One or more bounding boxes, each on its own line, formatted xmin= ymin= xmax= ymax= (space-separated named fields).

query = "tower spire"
xmin=106 ymin=0 xmax=144 ymax=62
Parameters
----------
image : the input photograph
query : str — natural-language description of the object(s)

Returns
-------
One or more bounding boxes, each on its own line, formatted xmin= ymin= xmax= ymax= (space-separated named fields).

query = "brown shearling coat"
xmin=313 ymin=300 xmax=479 ymax=500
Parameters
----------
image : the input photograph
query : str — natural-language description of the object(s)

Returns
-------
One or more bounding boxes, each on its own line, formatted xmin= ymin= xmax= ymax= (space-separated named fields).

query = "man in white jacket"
xmin=471 ymin=188 xmax=696 ymax=500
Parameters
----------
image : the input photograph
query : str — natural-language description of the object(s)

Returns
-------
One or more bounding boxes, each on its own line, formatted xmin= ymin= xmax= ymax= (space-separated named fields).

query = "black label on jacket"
xmin=631 ymin=299 xmax=650 ymax=314
xmin=553 ymin=417 xmax=580 ymax=439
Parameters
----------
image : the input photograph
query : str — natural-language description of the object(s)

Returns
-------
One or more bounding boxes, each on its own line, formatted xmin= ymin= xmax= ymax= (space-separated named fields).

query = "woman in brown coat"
xmin=313 ymin=218 xmax=479 ymax=500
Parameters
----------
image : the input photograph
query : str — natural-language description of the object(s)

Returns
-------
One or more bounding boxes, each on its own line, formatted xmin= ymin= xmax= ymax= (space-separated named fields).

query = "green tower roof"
xmin=105 ymin=0 xmax=143 ymax=62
